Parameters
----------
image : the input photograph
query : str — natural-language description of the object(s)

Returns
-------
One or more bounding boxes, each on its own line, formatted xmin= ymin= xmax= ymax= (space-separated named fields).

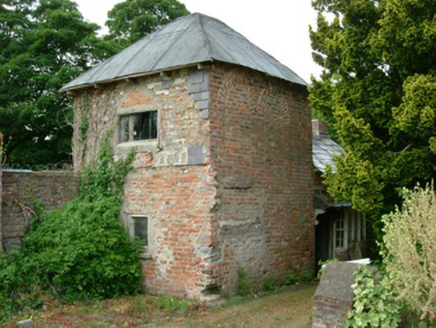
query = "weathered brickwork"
xmin=72 ymin=68 xmax=210 ymax=169
xmin=72 ymin=63 xmax=314 ymax=298
xmin=73 ymin=68 xmax=216 ymax=297
xmin=1 ymin=170 xmax=79 ymax=251
xmin=209 ymin=64 xmax=314 ymax=293
xmin=312 ymin=296 xmax=352 ymax=328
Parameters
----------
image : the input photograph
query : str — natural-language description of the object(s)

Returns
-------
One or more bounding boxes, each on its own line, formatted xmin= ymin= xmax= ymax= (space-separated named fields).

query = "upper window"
xmin=119 ymin=111 xmax=158 ymax=143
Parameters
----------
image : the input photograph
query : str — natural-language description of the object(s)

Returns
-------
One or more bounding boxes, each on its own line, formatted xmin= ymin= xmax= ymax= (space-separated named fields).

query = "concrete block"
xmin=188 ymin=146 xmax=203 ymax=165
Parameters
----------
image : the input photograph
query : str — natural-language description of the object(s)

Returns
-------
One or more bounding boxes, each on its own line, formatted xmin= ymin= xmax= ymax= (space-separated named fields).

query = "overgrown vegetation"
xmin=0 ymin=137 xmax=141 ymax=323
xmin=236 ymin=266 xmax=250 ymax=297
xmin=347 ymin=184 xmax=436 ymax=327
xmin=346 ymin=266 xmax=402 ymax=328
xmin=382 ymin=183 xmax=436 ymax=322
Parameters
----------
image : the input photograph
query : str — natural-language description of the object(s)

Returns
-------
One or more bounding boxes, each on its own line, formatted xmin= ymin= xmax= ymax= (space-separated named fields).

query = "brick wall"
xmin=72 ymin=63 xmax=314 ymax=298
xmin=73 ymin=68 xmax=216 ymax=298
xmin=1 ymin=170 xmax=79 ymax=251
xmin=209 ymin=64 xmax=314 ymax=293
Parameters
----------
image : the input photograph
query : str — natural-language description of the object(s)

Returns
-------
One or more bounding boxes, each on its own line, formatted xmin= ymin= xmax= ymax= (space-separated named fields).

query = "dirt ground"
xmin=6 ymin=282 xmax=317 ymax=328
xmin=169 ymin=283 xmax=317 ymax=328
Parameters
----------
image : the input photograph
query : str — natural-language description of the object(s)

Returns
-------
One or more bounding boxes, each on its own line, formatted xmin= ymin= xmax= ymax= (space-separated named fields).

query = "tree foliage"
xmin=0 ymin=0 xmax=117 ymax=166
xmin=310 ymin=0 xmax=436 ymax=231
xmin=0 ymin=0 xmax=189 ymax=166
xmin=105 ymin=0 xmax=190 ymax=48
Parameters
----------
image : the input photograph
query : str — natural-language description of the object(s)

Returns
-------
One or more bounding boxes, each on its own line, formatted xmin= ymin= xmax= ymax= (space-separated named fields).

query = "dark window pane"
xmin=134 ymin=217 xmax=148 ymax=245
xmin=133 ymin=111 xmax=158 ymax=141
xmin=119 ymin=115 xmax=129 ymax=142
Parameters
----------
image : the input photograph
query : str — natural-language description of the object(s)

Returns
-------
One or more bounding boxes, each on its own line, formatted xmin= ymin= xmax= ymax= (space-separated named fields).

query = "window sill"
xmin=140 ymin=252 xmax=152 ymax=260
xmin=139 ymin=246 xmax=152 ymax=260
xmin=116 ymin=140 xmax=159 ymax=155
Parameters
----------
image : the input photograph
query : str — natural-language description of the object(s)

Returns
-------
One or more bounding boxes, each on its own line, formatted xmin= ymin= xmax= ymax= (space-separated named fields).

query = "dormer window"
xmin=119 ymin=111 xmax=158 ymax=143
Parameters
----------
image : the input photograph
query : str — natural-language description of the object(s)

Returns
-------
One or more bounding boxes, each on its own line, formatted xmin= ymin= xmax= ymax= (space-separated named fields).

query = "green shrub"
xmin=382 ymin=184 xmax=436 ymax=322
xmin=346 ymin=265 xmax=402 ymax=328
xmin=0 ymin=136 xmax=141 ymax=322
xmin=20 ymin=196 xmax=143 ymax=301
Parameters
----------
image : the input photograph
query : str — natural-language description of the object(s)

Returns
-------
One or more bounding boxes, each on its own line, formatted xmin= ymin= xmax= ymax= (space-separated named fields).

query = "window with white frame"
xmin=333 ymin=209 xmax=366 ymax=257
xmin=119 ymin=111 xmax=158 ymax=143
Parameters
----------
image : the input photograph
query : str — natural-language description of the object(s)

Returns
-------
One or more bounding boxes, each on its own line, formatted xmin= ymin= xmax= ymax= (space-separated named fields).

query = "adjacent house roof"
xmin=313 ymin=135 xmax=344 ymax=173
xmin=312 ymin=119 xmax=344 ymax=173
xmin=312 ymin=119 xmax=350 ymax=208
xmin=61 ymin=13 xmax=307 ymax=92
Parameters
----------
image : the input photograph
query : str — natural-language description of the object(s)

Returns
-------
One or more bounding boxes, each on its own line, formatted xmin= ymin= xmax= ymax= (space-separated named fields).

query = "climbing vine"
xmin=78 ymin=93 xmax=90 ymax=143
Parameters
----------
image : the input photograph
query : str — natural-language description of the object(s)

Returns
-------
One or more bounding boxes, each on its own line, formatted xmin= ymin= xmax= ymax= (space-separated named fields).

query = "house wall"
xmin=73 ymin=68 xmax=217 ymax=298
xmin=208 ymin=64 xmax=314 ymax=293
xmin=72 ymin=63 xmax=314 ymax=298
xmin=1 ymin=170 xmax=79 ymax=251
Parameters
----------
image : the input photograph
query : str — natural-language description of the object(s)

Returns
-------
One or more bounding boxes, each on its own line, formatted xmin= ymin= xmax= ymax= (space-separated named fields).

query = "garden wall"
xmin=1 ymin=169 xmax=79 ymax=252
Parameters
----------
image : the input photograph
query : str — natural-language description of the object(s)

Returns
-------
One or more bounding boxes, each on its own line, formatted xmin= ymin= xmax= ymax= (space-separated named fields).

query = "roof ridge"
xmin=197 ymin=13 xmax=213 ymax=61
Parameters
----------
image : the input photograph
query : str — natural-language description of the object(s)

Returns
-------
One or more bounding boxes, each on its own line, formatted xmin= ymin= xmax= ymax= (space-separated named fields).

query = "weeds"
xmin=156 ymin=295 xmax=191 ymax=315
xmin=236 ymin=266 xmax=250 ymax=297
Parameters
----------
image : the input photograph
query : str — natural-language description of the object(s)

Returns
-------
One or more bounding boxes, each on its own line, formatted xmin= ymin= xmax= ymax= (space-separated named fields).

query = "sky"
xmin=75 ymin=0 xmax=322 ymax=84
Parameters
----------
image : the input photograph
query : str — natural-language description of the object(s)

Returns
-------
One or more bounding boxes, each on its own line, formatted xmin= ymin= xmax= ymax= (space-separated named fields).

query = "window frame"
xmin=128 ymin=214 xmax=151 ymax=259
xmin=115 ymin=107 xmax=160 ymax=155
xmin=118 ymin=110 xmax=158 ymax=144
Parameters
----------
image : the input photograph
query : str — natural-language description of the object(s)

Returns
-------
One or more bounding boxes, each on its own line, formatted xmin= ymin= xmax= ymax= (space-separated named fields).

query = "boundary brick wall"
xmin=209 ymin=64 xmax=314 ymax=293
xmin=1 ymin=170 xmax=79 ymax=251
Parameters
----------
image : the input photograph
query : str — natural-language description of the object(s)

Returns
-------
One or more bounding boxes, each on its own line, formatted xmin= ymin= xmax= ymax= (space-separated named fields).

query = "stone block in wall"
xmin=188 ymin=70 xmax=210 ymax=119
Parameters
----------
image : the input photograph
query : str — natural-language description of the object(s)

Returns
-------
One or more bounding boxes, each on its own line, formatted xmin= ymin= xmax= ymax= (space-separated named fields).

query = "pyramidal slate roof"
xmin=61 ymin=13 xmax=307 ymax=92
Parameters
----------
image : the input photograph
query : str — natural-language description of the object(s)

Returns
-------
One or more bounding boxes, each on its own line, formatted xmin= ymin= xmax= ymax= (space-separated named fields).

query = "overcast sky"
xmin=75 ymin=0 xmax=322 ymax=83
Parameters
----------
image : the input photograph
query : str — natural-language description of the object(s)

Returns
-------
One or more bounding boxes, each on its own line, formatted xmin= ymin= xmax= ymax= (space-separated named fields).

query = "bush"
xmin=382 ymin=184 xmax=436 ymax=322
xmin=0 ymin=136 xmax=141 ymax=322
xmin=20 ymin=196 xmax=143 ymax=301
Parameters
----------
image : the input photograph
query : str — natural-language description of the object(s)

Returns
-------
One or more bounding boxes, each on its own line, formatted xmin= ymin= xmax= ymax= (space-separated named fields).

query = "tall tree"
xmin=0 ymin=0 xmax=115 ymax=166
xmin=104 ymin=0 xmax=190 ymax=48
xmin=310 ymin=0 xmax=436 ymax=233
